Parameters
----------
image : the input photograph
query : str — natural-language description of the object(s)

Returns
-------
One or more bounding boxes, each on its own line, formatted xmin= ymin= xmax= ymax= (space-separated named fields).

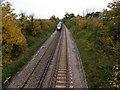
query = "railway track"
xmin=8 ymin=24 xmax=88 ymax=89
xmin=51 ymin=27 xmax=69 ymax=88
xmin=23 ymin=32 xmax=61 ymax=88
xmin=8 ymin=31 xmax=61 ymax=88
xmin=41 ymin=25 xmax=74 ymax=88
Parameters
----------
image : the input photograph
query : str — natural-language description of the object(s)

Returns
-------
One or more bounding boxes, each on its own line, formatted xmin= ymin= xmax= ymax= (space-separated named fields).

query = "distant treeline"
xmin=62 ymin=1 xmax=120 ymax=88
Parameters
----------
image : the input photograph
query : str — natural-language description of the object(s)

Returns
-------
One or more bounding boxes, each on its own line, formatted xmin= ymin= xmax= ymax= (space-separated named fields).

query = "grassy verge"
xmin=2 ymin=30 xmax=54 ymax=87
xmin=67 ymin=24 xmax=113 ymax=88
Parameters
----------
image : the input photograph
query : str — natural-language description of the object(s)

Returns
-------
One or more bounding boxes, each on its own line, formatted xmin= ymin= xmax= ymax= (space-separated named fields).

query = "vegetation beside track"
xmin=63 ymin=1 xmax=120 ymax=88
xmin=1 ymin=1 xmax=59 ymax=87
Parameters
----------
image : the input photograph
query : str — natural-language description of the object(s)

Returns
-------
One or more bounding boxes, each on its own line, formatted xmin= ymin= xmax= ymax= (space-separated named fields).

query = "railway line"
xmin=50 ymin=26 xmax=69 ymax=88
xmin=8 ymin=24 xmax=88 ymax=89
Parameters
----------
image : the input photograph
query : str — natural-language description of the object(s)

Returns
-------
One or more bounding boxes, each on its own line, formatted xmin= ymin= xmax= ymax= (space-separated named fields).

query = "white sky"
xmin=9 ymin=0 xmax=112 ymax=19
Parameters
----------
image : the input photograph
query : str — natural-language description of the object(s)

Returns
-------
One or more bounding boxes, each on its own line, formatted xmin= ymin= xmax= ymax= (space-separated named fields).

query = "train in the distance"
xmin=56 ymin=21 xmax=62 ymax=31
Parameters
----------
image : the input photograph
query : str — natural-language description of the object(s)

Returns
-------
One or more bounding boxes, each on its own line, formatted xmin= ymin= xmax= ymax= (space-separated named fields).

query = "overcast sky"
xmin=9 ymin=0 xmax=112 ymax=19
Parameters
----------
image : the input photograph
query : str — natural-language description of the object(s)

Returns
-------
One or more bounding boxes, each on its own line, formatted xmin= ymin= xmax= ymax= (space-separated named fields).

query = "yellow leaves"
xmin=40 ymin=20 xmax=51 ymax=31
xmin=113 ymin=64 xmax=119 ymax=71
xmin=113 ymin=84 xmax=120 ymax=88
xmin=78 ymin=19 xmax=88 ymax=29
xmin=2 ymin=58 xmax=13 ymax=66
xmin=19 ymin=17 xmax=28 ymax=30
xmin=32 ymin=20 xmax=42 ymax=36
xmin=99 ymin=36 xmax=119 ymax=52
xmin=109 ymin=64 xmax=120 ymax=88
xmin=70 ymin=16 xmax=82 ymax=23
xmin=2 ymin=2 xmax=27 ymax=65
xmin=114 ymin=72 xmax=119 ymax=76
xmin=105 ymin=37 xmax=112 ymax=42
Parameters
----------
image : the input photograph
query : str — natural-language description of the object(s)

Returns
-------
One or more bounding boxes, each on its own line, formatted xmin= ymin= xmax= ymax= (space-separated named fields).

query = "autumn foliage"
xmin=1 ymin=1 xmax=59 ymax=66
xmin=63 ymin=1 xmax=120 ymax=88
xmin=2 ymin=2 xmax=27 ymax=65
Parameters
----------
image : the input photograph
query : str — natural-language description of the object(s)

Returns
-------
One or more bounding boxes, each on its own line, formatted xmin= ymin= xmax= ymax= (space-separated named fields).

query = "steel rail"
xmin=21 ymin=32 xmax=61 ymax=89
xmin=50 ymin=26 xmax=69 ymax=88
xmin=36 ymin=31 xmax=61 ymax=89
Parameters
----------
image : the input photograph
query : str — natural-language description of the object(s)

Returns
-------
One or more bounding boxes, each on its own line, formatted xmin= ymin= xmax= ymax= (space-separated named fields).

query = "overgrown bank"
xmin=63 ymin=1 xmax=120 ymax=88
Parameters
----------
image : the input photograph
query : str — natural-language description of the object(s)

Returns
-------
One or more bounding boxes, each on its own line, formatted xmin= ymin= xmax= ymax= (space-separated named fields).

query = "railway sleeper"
xmin=57 ymin=71 xmax=67 ymax=74
xmin=55 ymin=85 xmax=66 ymax=88
xmin=58 ymin=68 xmax=66 ymax=70
xmin=56 ymin=77 xmax=67 ymax=80
xmin=56 ymin=80 xmax=67 ymax=84
xmin=57 ymin=73 xmax=66 ymax=77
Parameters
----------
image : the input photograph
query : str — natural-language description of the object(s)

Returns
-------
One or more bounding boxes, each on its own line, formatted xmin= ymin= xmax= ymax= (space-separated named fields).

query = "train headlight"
xmin=57 ymin=27 xmax=60 ymax=29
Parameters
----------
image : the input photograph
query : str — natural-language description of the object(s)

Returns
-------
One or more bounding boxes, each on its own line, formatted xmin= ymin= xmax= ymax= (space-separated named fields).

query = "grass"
xmin=67 ymin=24 xmax=113 ymax=88
xmin=2 ymin=30 xmax=53 ymax=87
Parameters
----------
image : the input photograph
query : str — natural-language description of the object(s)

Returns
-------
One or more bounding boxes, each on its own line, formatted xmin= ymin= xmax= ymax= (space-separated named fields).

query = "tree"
xmin=64 ymin=12 xmax=75 ymax=19
xmin=2 ymin=2 xmax=27 ymax=65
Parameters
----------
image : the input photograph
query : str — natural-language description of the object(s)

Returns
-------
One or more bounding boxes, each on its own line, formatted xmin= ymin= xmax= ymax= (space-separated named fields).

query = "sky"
xmin=9 ymin=0 xmax=112 ymax=19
